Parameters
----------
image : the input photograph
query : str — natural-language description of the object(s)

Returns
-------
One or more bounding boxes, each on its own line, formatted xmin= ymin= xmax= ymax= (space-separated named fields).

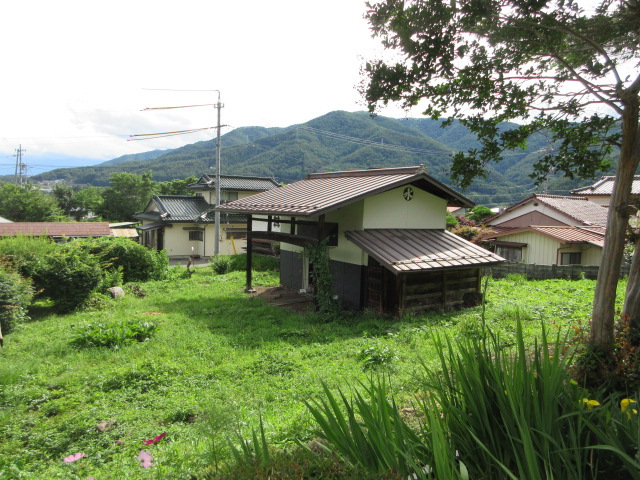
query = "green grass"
xmin=0 ymin=269 xmax=628 ymax=479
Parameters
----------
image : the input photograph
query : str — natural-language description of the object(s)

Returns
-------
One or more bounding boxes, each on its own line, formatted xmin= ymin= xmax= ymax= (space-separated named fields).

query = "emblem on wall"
xmin=403 ymin=186 xmax=414 ymax=201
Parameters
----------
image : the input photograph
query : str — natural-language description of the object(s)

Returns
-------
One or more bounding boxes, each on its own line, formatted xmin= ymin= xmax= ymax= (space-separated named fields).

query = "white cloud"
xmin=1 ymin=0 xmax=408 ymax=164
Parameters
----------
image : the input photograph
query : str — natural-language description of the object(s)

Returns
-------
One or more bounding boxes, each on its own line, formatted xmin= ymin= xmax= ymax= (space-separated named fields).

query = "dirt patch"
xmin=250 ymin=286 xmax=314 ymax=314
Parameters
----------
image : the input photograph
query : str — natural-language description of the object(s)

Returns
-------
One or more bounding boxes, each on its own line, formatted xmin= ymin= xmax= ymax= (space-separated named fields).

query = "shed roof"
xmin=487 ymin=194 xmax=609 ymax=226
xmin=189 ymin=174 xmax=279 ymax=192
xmin=572 ymin=175 xmax=640 ymax=196
xmin=345 ymin=229 xmax=504 ymax=274
xmin=0 ymin=222 xmax=112 ymax=238
xmin=487 ymin=225 xmax=606 ymax=247
xmin=216 ymin=165 xmax=473 ymax=216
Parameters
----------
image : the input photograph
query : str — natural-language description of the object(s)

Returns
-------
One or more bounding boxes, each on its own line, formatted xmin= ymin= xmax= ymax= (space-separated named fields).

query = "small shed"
xmin=217 ymin=165 xmax=504 ymax=315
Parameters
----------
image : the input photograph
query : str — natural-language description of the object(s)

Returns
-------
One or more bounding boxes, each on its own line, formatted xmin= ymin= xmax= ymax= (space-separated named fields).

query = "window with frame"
xmin=496 ymin=245 xmax=523 ymax=263
xmin=560 ymin=252 xmax=582 ymax=265
xmin=189 ymin=231 xmax=204 ymax=241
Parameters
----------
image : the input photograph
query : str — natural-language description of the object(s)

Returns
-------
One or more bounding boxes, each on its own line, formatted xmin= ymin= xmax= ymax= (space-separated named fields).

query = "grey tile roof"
xmin=216 ymin=166 xmax=473 ymax=216
xmin=135 ymin=196 xmax=246 ymax=224
xmin=572 ymin=175 xmax=640 ymax=196
xmin=189 ymin=174 xmax=279 ymax=192
xmin=345 ymin=229 xmax=504 ymax=273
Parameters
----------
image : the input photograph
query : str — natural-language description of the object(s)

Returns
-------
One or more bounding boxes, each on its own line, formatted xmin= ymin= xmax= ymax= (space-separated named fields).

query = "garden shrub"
xmin=71 ymin=319 xmax=157 ymax=348
xmin=0 ymin=266 xmax=34 ymax=335
xmin=210 ymin=254 xmax=279 ymax=274
xmin=68 ymin=236 xmax=169 ymax=282
xmin=210 ymin=255 xmax=232 ymax=274
xmin=0 ymin=235 xmax=57 ymax=277
xmin=30 ymin=249 xmax=103 ymax=312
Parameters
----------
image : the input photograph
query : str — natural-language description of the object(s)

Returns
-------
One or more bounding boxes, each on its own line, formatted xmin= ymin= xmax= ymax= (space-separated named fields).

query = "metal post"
xmin=214 ymin=92 xmax=222 ymax=256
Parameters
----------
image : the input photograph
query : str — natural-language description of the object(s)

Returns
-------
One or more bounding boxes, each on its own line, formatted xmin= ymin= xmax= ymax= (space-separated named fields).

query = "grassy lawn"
xmin=0 ymin=267 xmax=628 ymax=479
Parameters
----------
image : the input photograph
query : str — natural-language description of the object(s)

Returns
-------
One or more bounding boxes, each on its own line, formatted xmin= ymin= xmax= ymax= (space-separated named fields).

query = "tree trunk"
xmin=590 ymin=99 xmax=640 ymax=348
xmin=624 ymin=238 xmax=640 ymax=336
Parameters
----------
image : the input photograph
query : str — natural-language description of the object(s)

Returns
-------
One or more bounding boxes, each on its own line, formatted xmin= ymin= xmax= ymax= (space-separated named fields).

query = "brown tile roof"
xmin=487 ymin=225 xmax=605 ymax=247
xmin=216 ymin=166 xmax=473 ymax=216
xmin=572 ymin=175 xmax=640 ymax=196
xmin=345 ymin=229 xmax=504 ymax=273
xmin=0 ymin=222 xmax=112 ymax=237
xmin=488 ymin=194 xmax=609 ymax=226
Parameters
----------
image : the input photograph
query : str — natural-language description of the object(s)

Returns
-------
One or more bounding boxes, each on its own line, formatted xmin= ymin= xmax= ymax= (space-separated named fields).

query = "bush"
xmin=0 ymin=236 xmax=57 ymax=277
xmin=30 ymin=249 xmax=103 ymax=312
xmin=71 ymin=319 xmax=157 ymax=348
xmin=68 ymin=236 xmax=169 ymax=282
xmin=0 ymin=266 xmax=34 ymax=336
xmin=210 ymin=255 xmax=233 ymax=274
xmin=210 ymin=254 xmax=279 ymax=274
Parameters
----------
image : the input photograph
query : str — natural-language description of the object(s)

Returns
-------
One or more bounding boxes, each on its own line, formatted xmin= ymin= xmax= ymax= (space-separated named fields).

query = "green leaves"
xmin=362 ymin=0 xmax=637 ymax=188
xmin=70 ymin=319 xmax=157 ymax=349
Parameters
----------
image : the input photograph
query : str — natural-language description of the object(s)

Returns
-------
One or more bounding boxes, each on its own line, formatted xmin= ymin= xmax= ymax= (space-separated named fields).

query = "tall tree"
xmin=157 ymin=176 xmax=198 ymax=195
xmin=99 ymin=172 xmax=158 ymax=221
xmin=362 ymin=0 xmax=640 ymax=348
xmin=0 ymin=183 xmax=62 ymax=222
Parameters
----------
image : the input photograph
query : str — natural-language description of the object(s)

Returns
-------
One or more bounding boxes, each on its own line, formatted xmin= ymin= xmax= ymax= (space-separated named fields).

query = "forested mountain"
xmin=32 ymin=111 xmax=617 ymax=206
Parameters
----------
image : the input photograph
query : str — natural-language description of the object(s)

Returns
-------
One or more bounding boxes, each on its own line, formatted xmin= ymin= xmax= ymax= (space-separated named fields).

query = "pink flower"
xmin=142 ymin=432 xmax=166 ymax=445
xmin=115 ymin=439 xmax=123 ymax=445
xmin=63 ymin=452 xmax=85 ymax=463
xmin=138 ymin=449 xmax=153 ymax=468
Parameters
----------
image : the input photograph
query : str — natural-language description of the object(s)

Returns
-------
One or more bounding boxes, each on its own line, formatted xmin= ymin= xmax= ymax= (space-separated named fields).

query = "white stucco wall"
xmin=159 ymin=222 xmax=246 ymax=257
xmin=362 ymin=186 xmax=447 ymax=229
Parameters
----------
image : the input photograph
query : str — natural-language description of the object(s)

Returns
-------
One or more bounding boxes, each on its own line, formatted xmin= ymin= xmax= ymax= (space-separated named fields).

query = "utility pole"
xmin=213 ymin=92 xmax=223 ymax=256
xmin=14 ymin=145 xmax=26 ymax=186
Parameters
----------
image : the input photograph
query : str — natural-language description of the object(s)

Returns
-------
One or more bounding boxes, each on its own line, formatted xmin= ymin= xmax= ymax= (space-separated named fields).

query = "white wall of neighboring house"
xmin=495 ymin=230 xmax=602 ymax=265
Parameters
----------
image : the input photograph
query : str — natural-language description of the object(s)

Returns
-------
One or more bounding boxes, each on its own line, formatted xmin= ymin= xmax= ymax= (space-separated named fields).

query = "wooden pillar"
xmin=245 ymin=215 xmax=255 ymax=293
xmin=267 ymin=215 xmax=272 ymax=233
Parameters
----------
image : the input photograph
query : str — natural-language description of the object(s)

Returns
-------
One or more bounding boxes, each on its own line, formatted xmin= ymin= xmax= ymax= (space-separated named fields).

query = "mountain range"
xmin=28 ymin=111 xmax=617 ymax=206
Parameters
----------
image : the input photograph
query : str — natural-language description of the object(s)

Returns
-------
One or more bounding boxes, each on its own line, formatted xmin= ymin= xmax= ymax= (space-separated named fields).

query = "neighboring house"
xmin=0 ymin=216 xmax=12 ymax=223
xmin=134 ymin=174 xmax=279 ymax=258
xmin=483 ymin=193 xmax=609 ymax=266
xmin=571 ymin=175 xmax=640 ymax=206
xmin=0 ymin=222 xmax=112 ymax=242
xmin=486 ymin=194 xmax=609 ymax=228
xmin=217 ymin=165 xmax=504 ymax=315
xmin=485 ymin=225 xmax=605 ymax=265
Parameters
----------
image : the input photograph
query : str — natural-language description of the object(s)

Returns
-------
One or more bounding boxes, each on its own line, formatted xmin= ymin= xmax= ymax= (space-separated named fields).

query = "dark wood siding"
xmin=280 ymin=250 xmax=304 ymax=290
xmin=402 ymin=268 xmax=481 ymax=313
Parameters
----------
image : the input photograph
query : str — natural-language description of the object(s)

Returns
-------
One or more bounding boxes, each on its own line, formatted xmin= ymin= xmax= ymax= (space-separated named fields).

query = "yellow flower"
xmin=582 ymin=398 xmax=600 ymax=410
xmin=569 ymin=379 xmax=578 ymax=386
xmin=621 ymin=399 xmax=638 ymax=419
xmin=620 ymin=398 xmax=637 ymax=413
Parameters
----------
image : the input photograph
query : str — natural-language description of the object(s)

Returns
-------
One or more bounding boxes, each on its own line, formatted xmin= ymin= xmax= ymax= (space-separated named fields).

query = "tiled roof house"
xmin=134 ymin=174 xmax=278 ymax=258
xmin=571 ymin=175 xmax=640 ymax=206
xmin=484 ymin=194 xmax=609 ymax=266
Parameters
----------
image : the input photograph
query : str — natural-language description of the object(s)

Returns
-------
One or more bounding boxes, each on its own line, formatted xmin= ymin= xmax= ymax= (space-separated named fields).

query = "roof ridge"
xmin=307 ymin=165 xmax=423 ymax=179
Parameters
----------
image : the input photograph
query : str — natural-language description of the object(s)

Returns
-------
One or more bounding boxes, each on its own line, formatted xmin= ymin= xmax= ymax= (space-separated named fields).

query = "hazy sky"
xmin=1 ymin=0 xmax=414 ymax=172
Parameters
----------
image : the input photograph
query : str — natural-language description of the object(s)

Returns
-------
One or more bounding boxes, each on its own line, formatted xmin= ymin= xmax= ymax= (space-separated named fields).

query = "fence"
xmin=482 ymin=263 xmax=630 ymax=281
